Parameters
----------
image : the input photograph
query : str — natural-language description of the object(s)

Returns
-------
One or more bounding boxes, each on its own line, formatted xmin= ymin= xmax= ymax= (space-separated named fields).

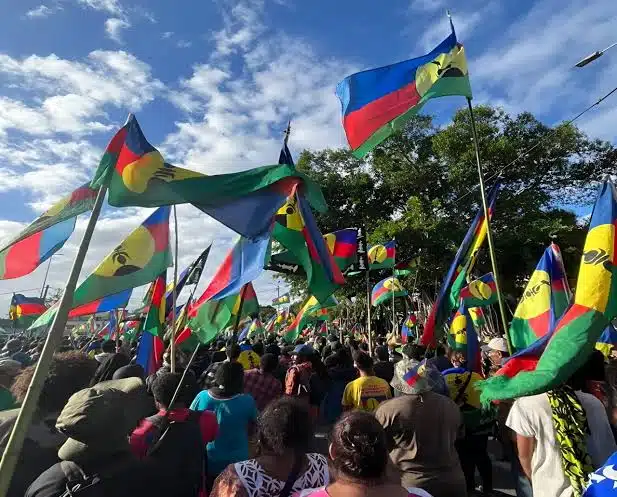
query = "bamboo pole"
xmin=232 ymin=284 xmax=249 ymax=342
xmin=170 ymin=205 xmax=179 ymax=372
xmin=0 ymin=183 xmax=107 ymax=497
xmin=365 ymin=271 xmax=372 ymax=356
xmin=466 ymin=99 xmax=512 ymax=354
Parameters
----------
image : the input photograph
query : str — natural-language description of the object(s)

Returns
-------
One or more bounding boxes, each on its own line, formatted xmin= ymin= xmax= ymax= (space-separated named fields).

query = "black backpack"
xmin=58 ymin=457 xmax=141 ymax=497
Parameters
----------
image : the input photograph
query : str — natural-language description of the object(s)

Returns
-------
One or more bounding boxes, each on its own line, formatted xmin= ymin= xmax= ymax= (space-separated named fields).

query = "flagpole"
xmin=365 ymin=270 xmax=373 ymax=356
xmin=466 ymin=98 xmax=512 ymax=354
xmin=0 ymin=183 xmax=107 ymax=497
xmin=232 ymin=284 xmax=249 ymax=342
xmin=40 ymin=256 xmax=53 ymax=298
xmin=170 ymin=205 xmax=179 ymax=373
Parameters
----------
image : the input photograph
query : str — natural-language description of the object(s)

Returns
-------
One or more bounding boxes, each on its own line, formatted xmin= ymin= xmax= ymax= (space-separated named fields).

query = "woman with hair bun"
xmin=296 ymin=411 xmax=432 ymax=497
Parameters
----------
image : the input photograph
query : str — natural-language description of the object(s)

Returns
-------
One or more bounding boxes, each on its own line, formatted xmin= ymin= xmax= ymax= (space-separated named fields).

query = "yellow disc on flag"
xmin=468 ymin=280 xmax=492 ymax=300
xmin=368 ymin=245 xmax=387 ymax=264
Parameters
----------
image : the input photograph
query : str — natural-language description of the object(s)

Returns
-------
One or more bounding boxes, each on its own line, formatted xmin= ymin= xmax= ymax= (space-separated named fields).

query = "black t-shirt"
xmin=374 ymin=360 xmax=395 ymax=384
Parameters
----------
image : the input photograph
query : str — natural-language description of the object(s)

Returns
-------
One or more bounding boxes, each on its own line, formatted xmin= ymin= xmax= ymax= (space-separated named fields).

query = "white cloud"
xmin=162 ymin=31 xmax=174 ymax=39
xmin=176 ymin=40 xmax=192 ymax=49
xmin=77 ymin=0 xmax=122 ymax=15
xmin=105 ymin=17 xmax=131 ymax=43
xmin=25 ymin=5 xmax=55 ymax=19
xmin=410 ymin=0 xmax=448 ymax=13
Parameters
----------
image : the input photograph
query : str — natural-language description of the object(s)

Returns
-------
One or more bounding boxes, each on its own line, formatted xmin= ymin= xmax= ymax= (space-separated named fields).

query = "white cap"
xmin=483 ymin=337 xmax=509 ymax=353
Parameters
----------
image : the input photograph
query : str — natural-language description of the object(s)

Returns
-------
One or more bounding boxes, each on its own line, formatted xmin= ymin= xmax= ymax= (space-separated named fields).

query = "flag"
xmin=106 ymin=311 xmax=118 ymax=340
xmin=239 ymin=318 xmax=265 ymax=341
xmin=265 ymin=314 xmax=277 ymax=332
xmin=401 ymin=313 xmax=417 ymax=343
xmin=194 ymin=235 xmax=270 ymax=304
xmin=469 ymin=307 xmax=486 ymax=328
xmin=268 ymin=228 xmax=358 ymax=274
xmin=596 ymin=325 xmax=617 ymax=358
xmin=460 ymin=273 xmax=497 ymax=308
xmin=135 ymin=327 xmax=165 ymax=376
xmin=479 ymin=179 xmax=617 ymax=403
xmin=272 ymin=190 xmax=344 ymax=302
xmin=421 ymin=183 xmax=499 ymax=347
xmin=71 ymin=206 xmax=172 ymax=308
xmin=371 ymin=276 xmax=407 ymax=306
xmin=91 ymin=115 xmax=327 ymax=239
xmin=283 ymin=294 xmax=338 ymax=343
xmin=272 ymin=293 xmax=290 ymax=306
xmin=403 ymin=359 xmax=428 ymax=387
xmin=509 ymin=243 xmax=571 ymax=351
xmin=394 ymin=257 xmax=420 ymax=277
xmin=164 ymin=245 xmax=211 ymax=314
xmin=447 ymin=303 xmax=481 ymax=373
xmin=9 ymin=294 xmax=46 ymax=328
xmin=336 ymin=20 xmax=472 ymax=158
xmin=0 ymin=182 xmax=98 ymax=274
xmin=368 ymin=241 xmax=396 ymax=270
xmin=136 ymin=273 xmax=167 ymax=375
xmin=186 ymin=283 xmax=259 ymax=345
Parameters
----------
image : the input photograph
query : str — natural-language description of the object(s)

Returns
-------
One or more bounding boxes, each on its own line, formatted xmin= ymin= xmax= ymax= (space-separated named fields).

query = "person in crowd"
xmin=200 ymin=342 xmax=241 ymax=389
xmin=243 ymin=353 xmax=283 ymax=411
xmin=25 ymin=377 xmax=161 ymax=497
xmin=0 ymin=352 xmax=97 ymax=497
xmin=320 ymin=335 xmax=340 ymax=360
xmin=321 ymin=349 xmax=358 ymax=424
xmin=1 ymin=338 xmax=31 ymax=366
xmin=375 ymin=359 xmax=465 ymax=497
xmin=238 ymin=344 xmax=261 ymax=371
xmin=0 ymin=360 xmax=21 ymax=411
xmin=507 ymin=355 xmax=617 ymax=497
xmin=373 ymin=345 xmax=395 ymax=385
xmin=112 ymin=363 xmax=146 ymax=380
xmin=296 ymin=411 xmax=431 ymax=497
xmin=427 ymin=345 xmax=453 ymax=372
xmin=482 ymin=337 xmax=510 ymax=377
xmin=252 ymin=341 xmax=264 ymax=357
xmin=191 ymin=361 xmax=258 ymax=484
xmin=29 ymin=343 xmax=44 ymax=363
xmin=443 ymin=367 xmax=496 ymax=495
xmin=211 ymin=397 xmax=329 ymax=497
xmin=131 ymin=372 xmax=218 ymax=497
xmin=342 ymin=351 xmax=391 ymax=412
xmin=90 ymin=340 xmax=129 ymax=386
xmin=285 ymin=345 xmax=314 ymax=399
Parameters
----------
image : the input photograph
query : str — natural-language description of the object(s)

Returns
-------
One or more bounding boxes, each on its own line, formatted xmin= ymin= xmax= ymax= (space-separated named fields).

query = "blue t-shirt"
xmin=190 ymin=391 xmax=258 ymax=475
xmin=584 ymin=451 xmax=617 ymax=497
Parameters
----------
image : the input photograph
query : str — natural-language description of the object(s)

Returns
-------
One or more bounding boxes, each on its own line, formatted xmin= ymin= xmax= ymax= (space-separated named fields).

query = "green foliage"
xmin=283 ymin=104 xmax=612 ymax=304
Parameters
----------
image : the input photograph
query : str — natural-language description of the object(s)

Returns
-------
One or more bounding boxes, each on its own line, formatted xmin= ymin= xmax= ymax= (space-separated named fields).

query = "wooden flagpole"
xmin=0 ymin=183 xmax=108 ymax=497
xmin=170 ymin=205 xmax=179 ymax=372
xmin=466 ymin=98 xmax=512 ymax=354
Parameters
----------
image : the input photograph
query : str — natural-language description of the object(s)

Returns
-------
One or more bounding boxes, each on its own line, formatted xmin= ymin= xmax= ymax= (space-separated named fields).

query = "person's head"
xmin=483 ymin=337 xmax=509 ymax=366
xmin=2 ymin=339 xmax=22 ymax=354
xmin=375 ymin=345 xmax=389 ymax=362
xmin=335 ymin=347 xmax=353 ymax=368
xmin=359 ymin=342 xmax=369 ymax=353
xmin=212 ymin=361 xmax=244 ymax=396
xmin=291 ymin=344 xmax=314 ymax=365
xmin=329 ymin=411 xmax=389 ymax=484
xmin=264 ymin=342 xmax=280 ymax=357
xmin=112 ymin=364 xmax=146 ymax=380
xmin=401 ymin=344 xmax=424 ymax=361
xmin=101 ymin=340 xmax=115 ymax=353
xmin=257 ymin=397 xmax=313 ymax=457
xmin=324 ymin=354 xmax=339 ymax=369
xmin=226 ymin=342 xmax=242 ymax=362
xmin=0 ymin=359 xmax=21 ymax=388
xmin=11 ymin=351 xmax=97 ymax=416
xmin=152 ymin=372 xmax=198 ymax=409
xmin=260 ymin=353 xmax=278 ymax=374
xmin=450 ymin=351 xmax=466 ymax=369
xmin=353 ymin=351 xmax=374 ymax=376
xmin=252 ymin=341 xmax=264 ymax=357
xmin=568 ymin=350 xmax=607 ymax=391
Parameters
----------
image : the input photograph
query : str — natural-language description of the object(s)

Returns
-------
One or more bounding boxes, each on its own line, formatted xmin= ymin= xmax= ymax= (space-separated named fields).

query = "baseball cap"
xmin=291 ymin=344 xmax=315 ymax=356
xmin=482 ymin=337 xmax=509 ymax=353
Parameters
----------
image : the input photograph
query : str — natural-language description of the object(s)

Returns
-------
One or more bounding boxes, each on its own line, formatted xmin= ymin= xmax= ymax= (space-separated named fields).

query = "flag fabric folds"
xmin=509 ymin=243 xmax=571 ymax=351
xmin=447 ymin=303 xmax=481 ymax=373
xmin=136 ymin=273 xmax=167 ymax=375
xmin=394 ymin=257 xmax=420 ymax=277
xmin=596 ymin=325 xmax=617 ymax=358
xmin=265 ymin=314 xmax=277 ymax=332
xmin=421 ymin=183 xmax=499 ymax=347
xmin=368 ymin=241 xmax=396 ymax=270
xmin=460 ymin=273 xmax=497 ymax=308
xmin=480 ymin=179 xmax=617 ymax=403
xmin=272 ymin=190 xmax=344 ymax=303
xmin=9 ymin=294 xmax=47 ymax=328
xmin=272 ymin=293 xmax=290 ymax=306
xmin=91 ymin=115 xmax=327 ymax=240
xmin=136 ymin=327 xmax=165 ymax=376
xmin=401 ymin=313 xmax=417 ymax=343
xmin=283 ymin=295 xmax=338 ymax=344
xmin=371 ymin=276 xmax=407 ymax=306
xmin=194 ymin=235 xmax=270 ymax=304
xmin=468 ymin=307 xmax=486 ymax=328
xmin=71 ymin=206 xmax=172 ymax=309
xmin=336 ymin=21 xmax=472 ymax=158
xmin=164 ymin=245 xmax=211 ymax=314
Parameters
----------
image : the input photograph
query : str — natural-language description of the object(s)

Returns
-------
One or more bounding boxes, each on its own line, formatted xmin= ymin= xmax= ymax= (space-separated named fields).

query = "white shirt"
xmin=506 ymin=391 xmax=616 ymax=497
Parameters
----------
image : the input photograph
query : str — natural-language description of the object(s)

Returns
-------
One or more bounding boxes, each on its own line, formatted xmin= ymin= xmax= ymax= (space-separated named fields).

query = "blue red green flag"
xmin=509 ymin=243 xmax=571 ymax=351
xmin=336 ymin=20 xmax=472 ymax=158
xmin=401 ymin=313 xmax=417 ymax=343
xmin=371 ymin=276 xmax=407 ymax=306
xmin=448 ymin=303 xmax=481 ymax=373
xmin=421 ymin=183 xmax=499 ymax=347
xmin=368 ymin=241 xmax=396 ymax=270
xmin=596 ymin=325 xmax=617 ymax=358
xmin=283 ymin=295 xmax=338 ymax=344
xmin=9 ymin=294 xmax=47 ymax=328
xmin=480 ymin=179 xmax=617 ymax=403
xmin=460 ymin=273 xmax=497 ymax=308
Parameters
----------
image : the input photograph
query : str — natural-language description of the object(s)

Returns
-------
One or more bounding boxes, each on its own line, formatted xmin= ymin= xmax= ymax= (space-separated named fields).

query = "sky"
xmin=0 ymin=0 xmax=616 ymax=317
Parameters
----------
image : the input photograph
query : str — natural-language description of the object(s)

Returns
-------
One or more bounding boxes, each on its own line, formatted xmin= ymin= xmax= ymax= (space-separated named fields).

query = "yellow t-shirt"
xmin=342 ymin=375 xmax=391 ymax=412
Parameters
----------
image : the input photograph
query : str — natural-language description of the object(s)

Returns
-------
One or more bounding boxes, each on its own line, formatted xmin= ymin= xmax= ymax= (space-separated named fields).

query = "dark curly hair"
xmin=257 ymin=397 xmax=312 ymax=456
xmin=212 ymin=361 xmax=244 ymax=396
xmin=11 ymin=351 xmax=97 ymax=415
xmin=329 ymin=411 xmax=389 ymax=484
xmin=152 ymin=371 xmax=198 ymax=408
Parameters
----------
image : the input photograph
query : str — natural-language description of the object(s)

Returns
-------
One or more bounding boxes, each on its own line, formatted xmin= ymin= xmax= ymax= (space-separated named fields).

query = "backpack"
xmin=58 ymin=457 xmax=139 ymax=497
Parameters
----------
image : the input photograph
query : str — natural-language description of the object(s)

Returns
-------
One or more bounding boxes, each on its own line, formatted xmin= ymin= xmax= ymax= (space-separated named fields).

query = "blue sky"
xmin=0 ymin=0 xmax=615 ymax=315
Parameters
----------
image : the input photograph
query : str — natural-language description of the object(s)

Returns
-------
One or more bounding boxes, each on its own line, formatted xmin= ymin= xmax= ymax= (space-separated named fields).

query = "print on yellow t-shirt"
xmin=342 ymin=376 xmax=392 ymax=412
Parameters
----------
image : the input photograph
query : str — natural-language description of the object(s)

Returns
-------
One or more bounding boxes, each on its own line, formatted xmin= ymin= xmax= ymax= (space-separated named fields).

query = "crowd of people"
xmin=0 ymin=329 xmax=616 ymax=497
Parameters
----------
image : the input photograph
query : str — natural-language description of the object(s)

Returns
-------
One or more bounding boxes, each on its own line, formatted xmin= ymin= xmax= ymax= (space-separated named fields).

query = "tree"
xmin=279 ymin=104 xmax=612 ymax=308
